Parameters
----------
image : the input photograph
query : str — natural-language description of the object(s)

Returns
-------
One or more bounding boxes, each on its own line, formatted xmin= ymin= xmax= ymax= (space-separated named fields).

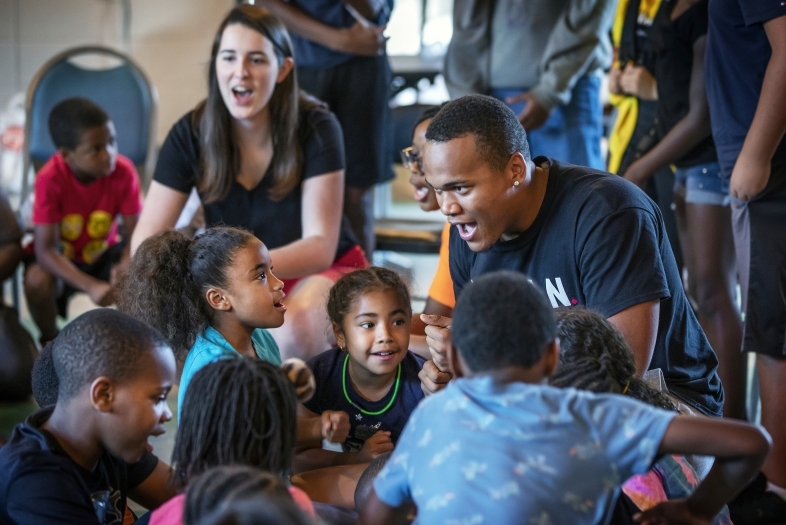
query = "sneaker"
xmin=729 ymin=485 xmax=786 ymax=525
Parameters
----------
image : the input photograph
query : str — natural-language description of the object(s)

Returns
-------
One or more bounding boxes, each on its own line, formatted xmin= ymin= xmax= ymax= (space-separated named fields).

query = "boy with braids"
xmin=360 ymin=271 xmax=770 ymax=524
xmin=0 ymin=309 xmax=177 ymax=525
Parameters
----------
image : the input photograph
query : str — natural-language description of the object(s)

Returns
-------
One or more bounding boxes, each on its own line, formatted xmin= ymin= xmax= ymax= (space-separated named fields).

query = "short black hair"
xmin=31 ymin=341 xmax=58 ymax=407
xmin=425 ymin=94 xmax=530 ymax=172
xmin=412 ymin=103 xmax=447 ymax=138
xmin=354 ymin=451 xmax=392 ymax=510
xmin=452 ymin=271 xmax=556 ymax=372
xmin=52 ymin=308 xmax=170 ymax=401
xmin=48 ymin=97 xmax=109 ymax=150
xmin=196 ymin=497 xmax=314 ymax=525
xmin=184 ymin=466 xmax=291 ymax=525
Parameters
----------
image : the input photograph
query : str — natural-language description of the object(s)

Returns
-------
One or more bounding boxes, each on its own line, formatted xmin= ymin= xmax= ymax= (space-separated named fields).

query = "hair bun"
xmin=281 ymin=358 xmax=315 ymax=403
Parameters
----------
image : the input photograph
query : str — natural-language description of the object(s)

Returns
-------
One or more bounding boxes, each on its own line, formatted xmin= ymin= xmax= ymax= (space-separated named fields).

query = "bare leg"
xmin=757 ymin=355 xmax=786 ymax=487
xmin=685 ymin=202 xmax=745 ymax=419
xmin=344 ymin=186 xmax=375 ymax=257
xmin=269 ymin=274 xmax=336 ymax=361
xmin=23 ymin=263 xmax=60 ymax=342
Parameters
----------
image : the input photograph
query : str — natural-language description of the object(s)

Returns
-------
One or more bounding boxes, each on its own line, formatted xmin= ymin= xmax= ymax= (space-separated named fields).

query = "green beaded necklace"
xmin=341 ymin=353 xmax=402 ymax=416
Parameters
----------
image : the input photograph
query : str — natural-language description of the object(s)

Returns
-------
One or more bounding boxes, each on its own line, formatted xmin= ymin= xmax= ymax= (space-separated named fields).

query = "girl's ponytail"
xmin=116 ymin=230 xmax=204 ymax=360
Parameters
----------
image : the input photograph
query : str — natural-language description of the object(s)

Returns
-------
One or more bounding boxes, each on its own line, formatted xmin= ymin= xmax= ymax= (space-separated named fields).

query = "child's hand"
xmin=359 ymin=431 xmax=394 ymax=462
xmin=634 ymin=500 xmax=712 ymax=525
xmin=322 ymin=410 xmax=350 ymax=444
xmin=87 ymin=280 xmax=114 ymax=306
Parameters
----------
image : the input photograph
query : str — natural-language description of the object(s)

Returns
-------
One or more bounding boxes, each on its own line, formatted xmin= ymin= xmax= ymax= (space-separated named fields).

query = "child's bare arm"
xmin=33 ymin=224 xmax=112 ymax=305
xmin=358 ymin=489 xmax=411 ymax=525
xmin=623 ymin=36 xmax=713 ymax=187
xmin=293 ymin=430 xmax=393 ymax=474
xmin=639 ymin=415 xmax=771 ymax=523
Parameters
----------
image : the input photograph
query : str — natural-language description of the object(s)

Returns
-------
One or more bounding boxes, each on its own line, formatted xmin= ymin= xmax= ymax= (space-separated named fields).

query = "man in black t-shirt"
xmin=418 ymin=95 xmax=723 ymax=417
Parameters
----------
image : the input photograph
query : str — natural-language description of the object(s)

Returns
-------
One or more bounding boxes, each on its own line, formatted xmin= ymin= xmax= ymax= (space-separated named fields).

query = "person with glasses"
xmin=399 ymin=105 xmax=455 ymax=361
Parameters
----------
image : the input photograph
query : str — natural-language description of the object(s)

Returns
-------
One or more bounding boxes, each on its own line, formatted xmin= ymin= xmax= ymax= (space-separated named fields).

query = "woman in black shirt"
xmin=131 ymin=6 xmax=365 ymax=361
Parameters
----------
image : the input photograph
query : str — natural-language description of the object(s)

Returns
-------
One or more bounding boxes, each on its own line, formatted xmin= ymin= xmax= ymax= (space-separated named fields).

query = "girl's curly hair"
xmin=549 ymin=308 xmax=677 ymax=411
xmin=116 ymin=227 xmax=255 ymax=360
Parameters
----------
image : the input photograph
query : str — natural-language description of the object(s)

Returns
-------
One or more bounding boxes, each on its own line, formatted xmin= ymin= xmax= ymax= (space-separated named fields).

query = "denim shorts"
xmin=673 ymin=162 xmax=730 ymax=206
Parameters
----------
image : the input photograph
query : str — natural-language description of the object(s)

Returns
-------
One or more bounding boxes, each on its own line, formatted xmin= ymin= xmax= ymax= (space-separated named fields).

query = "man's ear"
xmin=447 ymin=344 xmax=465 ymax=378
xmin=205 ymin=287 xmax=231 ymax=311
xmin=90 ymin=377 xmax=115 ymax=413
xmin=542 ymin=338 xmax=561 ymax=378
xmin=507 ymin=151 xmax=528 ymax=186
xmin=332 ymin=322 xmax=347 ymax=350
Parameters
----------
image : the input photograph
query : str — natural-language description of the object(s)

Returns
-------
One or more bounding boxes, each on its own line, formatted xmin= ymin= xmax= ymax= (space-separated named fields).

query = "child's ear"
xmin=332 ymin=322 xmax=346 ymax=350
xmin=205 ymin=287 xmax=231 ymax=311
xmin=90 ymin=376 xmax=115 ymax=413
xmin=59 ymin=147 xmax=74 ymax=163
xmin=542 ymin=339 xmax=561 ymax=378
xmin=447 ymin=344 xmax=465 ymax=378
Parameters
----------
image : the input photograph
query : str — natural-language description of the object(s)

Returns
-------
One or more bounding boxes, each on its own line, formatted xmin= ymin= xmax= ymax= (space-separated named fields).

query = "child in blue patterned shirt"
xmin=360 ymin=271 xmax=770 ymax=525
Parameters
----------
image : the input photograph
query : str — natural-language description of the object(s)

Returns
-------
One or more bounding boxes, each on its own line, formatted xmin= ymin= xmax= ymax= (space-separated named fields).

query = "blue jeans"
xmin=490 ymin=74 xmax=604 ymax=170
xmin=673 ymin=162 xmax=730 ymax=206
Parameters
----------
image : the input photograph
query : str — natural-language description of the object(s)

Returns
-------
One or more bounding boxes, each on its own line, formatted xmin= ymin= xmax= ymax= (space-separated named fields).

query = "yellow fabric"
xmin=428 ymin=222 xmax=456 ymax=308
xmin=607 ymin=0 xmax=664 ymax=175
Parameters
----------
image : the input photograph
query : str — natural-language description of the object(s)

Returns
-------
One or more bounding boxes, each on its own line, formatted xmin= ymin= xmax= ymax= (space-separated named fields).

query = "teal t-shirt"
xmin=177 ymin=326 xmax=282 ymax=415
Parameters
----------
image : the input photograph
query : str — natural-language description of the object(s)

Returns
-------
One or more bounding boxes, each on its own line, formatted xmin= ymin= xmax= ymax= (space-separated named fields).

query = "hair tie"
xmin=622 ymin=382 xmax=630 ymax=395
xmin=281 ymin=358 xmax=316 ymax=403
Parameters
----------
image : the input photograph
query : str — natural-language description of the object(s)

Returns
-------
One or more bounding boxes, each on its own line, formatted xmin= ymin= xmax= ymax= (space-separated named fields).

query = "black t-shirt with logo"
xmin=304 ymin=348 xmax=426 ymax=452
xmin=449 ymin=157 xmax=723 ymax=416
xmin=0 ymin=406 xmax=159 ymax=525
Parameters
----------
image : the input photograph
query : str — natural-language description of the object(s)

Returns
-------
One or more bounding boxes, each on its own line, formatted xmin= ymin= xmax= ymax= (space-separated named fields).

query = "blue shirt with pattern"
xmin=374 ymin=377 xmax=676 ymax=525
xmin=177 ymin=326 xmax=281 ymax=416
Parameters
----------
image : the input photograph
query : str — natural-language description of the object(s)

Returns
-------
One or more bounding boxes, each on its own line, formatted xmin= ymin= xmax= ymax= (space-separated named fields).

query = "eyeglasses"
xmin=400 ymin=147 xmax=423 ymax=174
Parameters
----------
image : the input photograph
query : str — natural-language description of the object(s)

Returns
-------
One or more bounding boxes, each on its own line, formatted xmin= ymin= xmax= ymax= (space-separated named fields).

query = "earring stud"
xmin=513 ymin=181 xmax=520 ymax=187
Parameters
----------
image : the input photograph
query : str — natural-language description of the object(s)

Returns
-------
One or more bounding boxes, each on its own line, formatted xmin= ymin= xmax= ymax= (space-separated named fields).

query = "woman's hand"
xmin=620 ymin=64 xmax=658 ymax=101
xmin=608 ymin=65 xmax=623 ymax=95
xmin=622 ymin=159 xmax=653 ymax=189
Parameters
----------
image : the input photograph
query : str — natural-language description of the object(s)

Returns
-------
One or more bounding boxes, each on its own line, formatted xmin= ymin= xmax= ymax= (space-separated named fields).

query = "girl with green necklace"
xmin=294 ymin=268 xmax=427 ymax=474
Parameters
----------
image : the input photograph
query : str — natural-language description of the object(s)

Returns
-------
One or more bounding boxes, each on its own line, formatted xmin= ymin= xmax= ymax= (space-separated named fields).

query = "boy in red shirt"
xmin=24 ymin=98 xmax=142 ymax=343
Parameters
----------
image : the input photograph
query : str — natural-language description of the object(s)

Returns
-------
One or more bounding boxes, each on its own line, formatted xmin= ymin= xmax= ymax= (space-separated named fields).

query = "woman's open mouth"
xmin=413 ymin=186 xmax=430 ymax=202
xmin=231 ymin=87 xmax=253 ymax=105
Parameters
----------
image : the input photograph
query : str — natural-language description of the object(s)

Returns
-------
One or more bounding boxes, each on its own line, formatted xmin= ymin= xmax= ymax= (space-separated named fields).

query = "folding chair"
xmin=21 ymin=45 xmax=157 ymax=205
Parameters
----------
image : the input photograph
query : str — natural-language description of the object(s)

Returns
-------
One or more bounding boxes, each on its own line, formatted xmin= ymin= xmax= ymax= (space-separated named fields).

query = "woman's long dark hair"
xmin=172 ymin=358 xmax=298 ymax=489
xmin=197 ymin=5 xmax=322 ymax=204
xmin=549 ymin=308 xmax=678 ymax=411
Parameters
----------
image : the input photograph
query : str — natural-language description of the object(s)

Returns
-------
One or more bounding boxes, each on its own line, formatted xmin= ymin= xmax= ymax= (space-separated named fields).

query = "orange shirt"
xmin=428 ymin=223 xmax=456 ymax=308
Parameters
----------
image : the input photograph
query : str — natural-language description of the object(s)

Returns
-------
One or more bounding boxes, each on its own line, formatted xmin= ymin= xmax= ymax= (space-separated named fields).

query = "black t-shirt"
xmin=0 ymin=406 xmax=159 ymax=525
xmin=303 ymin=348 xmax=426 ymax=452
xmin=706 ymin=0 xmax=786 ymax=176
xmin=449 ymin=157 xmax=723 ymax=417
xmin=153 ymin=107 xmax=357 ymax=258
xmin=654 ymin=0 xmax=716 ymax=168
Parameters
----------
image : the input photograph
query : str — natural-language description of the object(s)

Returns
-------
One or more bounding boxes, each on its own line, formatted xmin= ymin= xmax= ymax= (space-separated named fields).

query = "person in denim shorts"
xmin=622 ymin=0 xmax=743 ymax=420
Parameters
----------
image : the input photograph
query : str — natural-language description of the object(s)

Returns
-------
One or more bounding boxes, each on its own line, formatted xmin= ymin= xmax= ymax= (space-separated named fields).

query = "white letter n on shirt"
xmin=545 ymin=278 xmax=571 ymax=308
